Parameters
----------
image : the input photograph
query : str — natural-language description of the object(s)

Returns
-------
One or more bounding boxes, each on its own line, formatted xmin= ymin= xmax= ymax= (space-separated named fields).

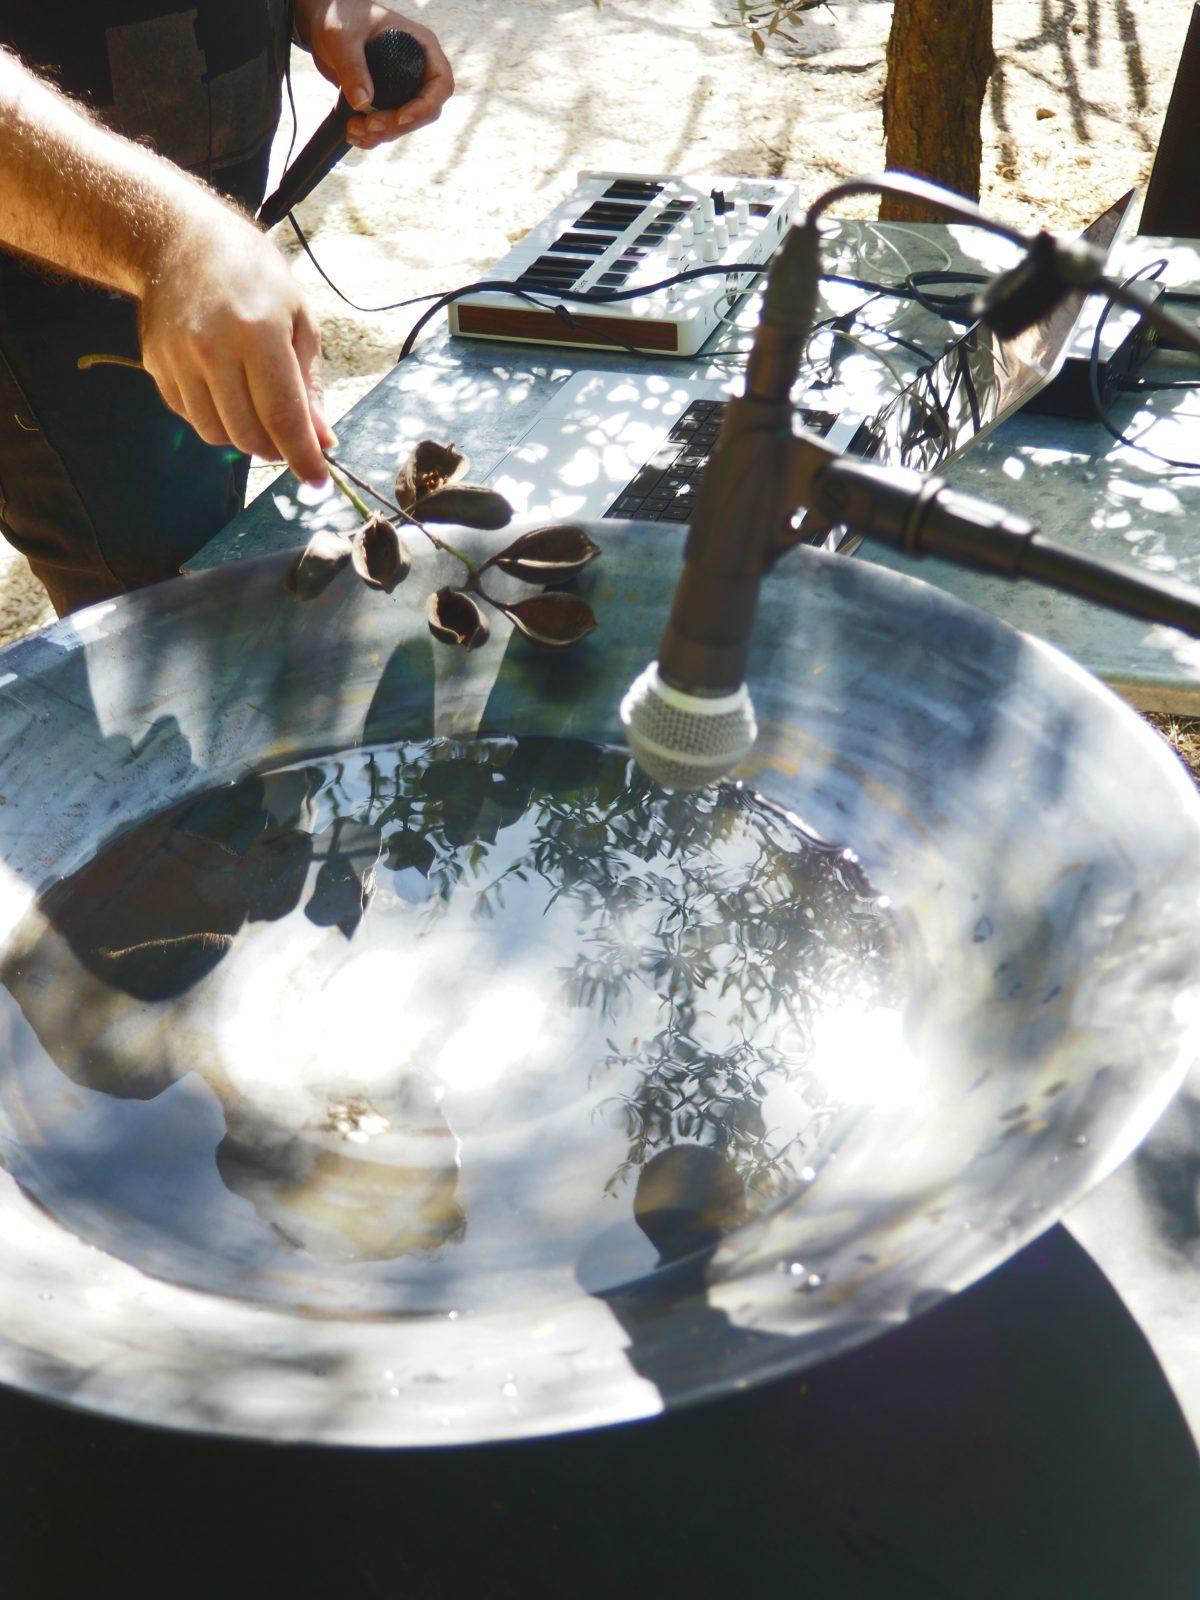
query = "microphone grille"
xmin=364 ymin=30 xmax=428 ymax=111
xmin=620 ymin=664 xmax=757 ymax=792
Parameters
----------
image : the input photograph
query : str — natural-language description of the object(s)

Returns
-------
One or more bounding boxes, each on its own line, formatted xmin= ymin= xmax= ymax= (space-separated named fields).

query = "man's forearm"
xmin=0 ymin=47 xmax=332 ymax=487
xmin=0 ymin=46 xmax=232 ymax=297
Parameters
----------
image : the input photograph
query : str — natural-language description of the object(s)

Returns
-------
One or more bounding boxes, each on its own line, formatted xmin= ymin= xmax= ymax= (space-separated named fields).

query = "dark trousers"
xmin=0 ymin=149 xmax=270 ymax=617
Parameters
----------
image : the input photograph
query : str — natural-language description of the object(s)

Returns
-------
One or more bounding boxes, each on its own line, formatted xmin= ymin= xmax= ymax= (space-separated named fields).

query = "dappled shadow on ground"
xmin=990 ymin=0 xmax=1157 ymax=167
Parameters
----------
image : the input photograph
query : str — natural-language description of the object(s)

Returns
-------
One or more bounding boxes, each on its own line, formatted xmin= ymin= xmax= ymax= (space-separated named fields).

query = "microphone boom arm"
xmin=655 ymin=221 xmax=825 ymax=697
xmin=737 ymin=422 xmax=1200 ymax=641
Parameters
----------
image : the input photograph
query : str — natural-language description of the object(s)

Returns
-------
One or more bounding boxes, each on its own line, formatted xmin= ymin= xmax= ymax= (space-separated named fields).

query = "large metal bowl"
xmin=0 ymin=520 xmax=1197 ymax=1446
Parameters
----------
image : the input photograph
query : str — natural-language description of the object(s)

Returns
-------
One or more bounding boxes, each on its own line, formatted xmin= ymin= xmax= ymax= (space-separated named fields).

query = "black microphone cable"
xmin=1086 ymin=260 xmax=1200 ymax=473
xmin=271 ymin=65 xmax=984 ymax=367
xmin=273 ymin=73 xmax=977 ymax=363
xmin=267 ymin=128 xmax=981 ymax=368
xmin=391 ymin=262 xmax=973 ymax=364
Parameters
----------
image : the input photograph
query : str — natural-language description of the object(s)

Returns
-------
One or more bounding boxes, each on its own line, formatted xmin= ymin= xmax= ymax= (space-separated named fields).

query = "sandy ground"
xmin=0 ymin=0 xmax=1191 ymax=645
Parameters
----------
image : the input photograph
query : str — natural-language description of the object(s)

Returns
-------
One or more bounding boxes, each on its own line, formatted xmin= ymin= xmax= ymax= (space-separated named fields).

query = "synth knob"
xmin=666 ymin=233 xmax=683 ymax=262
xmin=698 ymin=195 xmax=716 ymax=228
xmin=701 ymin=234 xmax=719 ymax=262
xmin=678 ymin=215 xmax=695 ymax=244
xmin=735 ymin=198 xmax=751 ymax=229
xmin=713 ymin=220 xmax=730 ymax=251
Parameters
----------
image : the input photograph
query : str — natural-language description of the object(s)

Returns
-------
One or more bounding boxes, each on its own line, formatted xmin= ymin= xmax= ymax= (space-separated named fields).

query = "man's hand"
xmin=0 ymin=48 xmax=334 ymax=488
xmin=295 ymin=1 xmax=454 ymax=150
xmin=140 ymin=211 xmax=334 ymax=488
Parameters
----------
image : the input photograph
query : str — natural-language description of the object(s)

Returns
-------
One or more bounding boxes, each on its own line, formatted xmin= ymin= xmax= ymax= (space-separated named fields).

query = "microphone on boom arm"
xmin=257 ymin=30 xmax=427 ymax=229
xmin=619 ymin=217 xmax=825 ymax=791
xmin=621 ymin=175 xmax=1200 ymax=792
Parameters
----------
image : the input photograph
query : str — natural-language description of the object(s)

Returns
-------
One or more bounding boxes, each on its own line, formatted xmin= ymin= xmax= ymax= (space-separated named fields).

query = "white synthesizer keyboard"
xmin=447 ymin=171 xmax=799 ymax=357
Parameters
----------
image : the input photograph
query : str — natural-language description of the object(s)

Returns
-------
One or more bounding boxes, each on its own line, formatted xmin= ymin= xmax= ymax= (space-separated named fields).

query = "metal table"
xmin=194 ymin=223 xmax=1200 ymax=720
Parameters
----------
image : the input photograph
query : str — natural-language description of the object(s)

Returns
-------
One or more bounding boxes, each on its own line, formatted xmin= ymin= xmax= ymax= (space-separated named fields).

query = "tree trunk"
xmin=880 ymin=0 xmax=995 ymax=222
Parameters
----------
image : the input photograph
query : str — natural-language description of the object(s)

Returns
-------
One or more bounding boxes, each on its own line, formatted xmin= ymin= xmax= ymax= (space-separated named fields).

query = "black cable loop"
xmin=1088 ymin=260 xmax=1200 ymax=472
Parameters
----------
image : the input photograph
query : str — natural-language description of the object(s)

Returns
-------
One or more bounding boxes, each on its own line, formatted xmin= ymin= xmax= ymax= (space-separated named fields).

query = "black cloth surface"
xmin=0 ymin=6 xmax=290 ymax=612
xmin=0 ymin=1 xmax=290 ymax=175
xmin=3 ymin=1226 xmax=1199 ymax=1600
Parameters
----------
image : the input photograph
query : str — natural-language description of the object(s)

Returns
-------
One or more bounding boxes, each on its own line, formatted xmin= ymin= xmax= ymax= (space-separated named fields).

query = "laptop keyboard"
xmin=602 ymin=399 xmax=840 ymax=524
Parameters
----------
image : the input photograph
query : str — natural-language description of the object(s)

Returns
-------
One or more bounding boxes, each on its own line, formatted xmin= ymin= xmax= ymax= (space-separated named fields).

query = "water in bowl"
xmin=0 ymin=736 xmax=904 ymax=1317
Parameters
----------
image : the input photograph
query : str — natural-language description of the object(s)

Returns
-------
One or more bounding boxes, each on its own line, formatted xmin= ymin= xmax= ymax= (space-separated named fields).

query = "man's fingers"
xmin=292 ymin=310 xmax=336 ymax=453
xmin=318 ymin=24 xmax=374 ymax=111
xmin=204 ymin=363 xmax=279 ymax=462
xmin=146 ymin=362 xmax=185 ymax=423
xmin=244 ymin=335 xmax=329 ymax=486
xmin=345 ymin=20 xmax=453 ymax=148
xmin=411 ymin=25 xmax=455 ymax=108
xmin=173 ymin=369 xmax=231 ymax=450
xmin=346 ymin=99 xmax=441 ymax=148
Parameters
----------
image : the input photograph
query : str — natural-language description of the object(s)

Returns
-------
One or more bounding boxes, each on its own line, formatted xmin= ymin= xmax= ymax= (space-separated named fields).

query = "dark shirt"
xmin=0 ymin=2 xmax=290 ymax=177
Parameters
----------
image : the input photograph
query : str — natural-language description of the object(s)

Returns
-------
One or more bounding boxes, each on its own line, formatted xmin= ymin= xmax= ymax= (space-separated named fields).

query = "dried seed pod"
xmin=416 ymin=485 xmax=513 ymax=530
xmin=350 ymin=514 xmax=411 ymax=593
xmin=486 ymin=523 xmax=600 ymax=585
xmin=396 ymin=439 xmax=469 ymax=510
xmin=504 ymin=593 xmax=598 ymax=649
xmin=283 ymin=529 xmax=354 ymax=600
xmin=426 ymin=586 xmax=491 ymax=649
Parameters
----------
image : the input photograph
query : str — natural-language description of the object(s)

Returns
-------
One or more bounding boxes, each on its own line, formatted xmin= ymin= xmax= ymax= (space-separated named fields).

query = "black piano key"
xmin=604 ymin=181 xmax=663 ymax=200
xmin=527 ymin=255 xmax=591 ymax=278
xmin=517 ymin=275 xmax=579 ymax=293
xmin=597 ymin=270 xmax=629 ymax=286
xmin=549 ymin=232 xmax=610 ymax=255
xmin=576 ymin=202 xmax=643 ymax=228
xmin=524 ymin=254 xmax=582 ymax=276
xmin=518 ymin=270 xmax=577 ymax=289
xmin=521 ymin=262 xmax=582 ymax=278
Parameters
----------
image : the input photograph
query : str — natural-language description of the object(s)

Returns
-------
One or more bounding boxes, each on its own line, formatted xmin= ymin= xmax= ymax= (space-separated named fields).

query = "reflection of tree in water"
xmin=554 ymin=782 xmax=899 ymax=1204
xmin=4 ymin=736 xmax=901 ymax=1283
xmin=311 ymin=737 xmax=900 ymax=1205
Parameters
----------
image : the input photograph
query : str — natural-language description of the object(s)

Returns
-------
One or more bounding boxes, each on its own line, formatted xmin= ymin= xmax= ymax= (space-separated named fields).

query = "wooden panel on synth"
xmin=454 ymin=304 xmax=680 ymax=352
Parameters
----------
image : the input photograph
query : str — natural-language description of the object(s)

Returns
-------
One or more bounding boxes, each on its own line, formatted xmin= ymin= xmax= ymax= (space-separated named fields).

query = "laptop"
xmin=483 ymin=192 xmax=1135 ymax=547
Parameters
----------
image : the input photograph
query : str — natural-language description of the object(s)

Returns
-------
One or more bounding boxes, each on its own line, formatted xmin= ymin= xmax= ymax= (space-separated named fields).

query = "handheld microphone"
xmin=258 ymin=30 xmax=426 ymax=229
xmin=621 ymin=221 xmax=821 ymax=791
